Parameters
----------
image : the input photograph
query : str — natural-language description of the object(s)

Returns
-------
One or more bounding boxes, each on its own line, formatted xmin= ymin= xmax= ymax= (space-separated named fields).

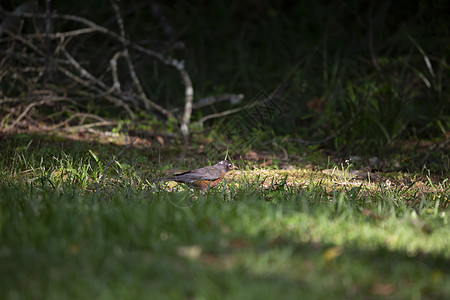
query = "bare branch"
xmin=60 ymin=45 xmax=109 ymax=90
xmin=9 ymin=96 xmax=70 ymax=129
xmin=24 ymin=28 xmax=97 ymax=39
xmin=51 ymin=112 xmax=109 ymax=129
xmin=180 ymin=67 xmax=194 ymax=134
xmin=110 ymin=0 xmax=173 ymax=119
xmin=0 ymin=25 xmax=45 ymax=56
xmin=172 ymin=93 xmax=244 ymax=112
xmin=194 ymin=96 xmax=268 ymax=126
xmin=196 ymin=106 xmax=248 ymax=126
xmin=110 ymin=51 xmax=124 ymax=92
xmin=60 ymin=121 xmax=118 ymax=132
xmin=53 ymin=62 xmax=135 ymax=119
xmin=1 ymin=6 xmax=197 ymax=134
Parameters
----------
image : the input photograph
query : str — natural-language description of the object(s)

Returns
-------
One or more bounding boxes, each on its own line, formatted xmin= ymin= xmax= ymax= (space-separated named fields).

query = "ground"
xmin=0 ymin=129 xmax=449 ymax=299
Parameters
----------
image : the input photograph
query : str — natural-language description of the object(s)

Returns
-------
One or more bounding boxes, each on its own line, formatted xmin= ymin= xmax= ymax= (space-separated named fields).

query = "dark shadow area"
xmin=0 ymin=0 xmax=448 ymax=159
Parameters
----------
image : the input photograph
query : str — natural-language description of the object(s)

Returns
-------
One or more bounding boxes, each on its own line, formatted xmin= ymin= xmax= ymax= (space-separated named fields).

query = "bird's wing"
xmin=174 ymin=166 xmax=223 ymax=182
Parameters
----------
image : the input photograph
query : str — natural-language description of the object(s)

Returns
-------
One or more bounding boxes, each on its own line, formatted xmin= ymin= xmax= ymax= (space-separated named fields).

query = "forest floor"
xmin=1 ymin=129 xmax=449 ymax=299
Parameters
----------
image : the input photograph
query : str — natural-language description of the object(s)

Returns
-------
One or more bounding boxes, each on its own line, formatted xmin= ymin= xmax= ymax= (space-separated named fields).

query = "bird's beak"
xmin=231 ymin=165 xmax=238 ymax=170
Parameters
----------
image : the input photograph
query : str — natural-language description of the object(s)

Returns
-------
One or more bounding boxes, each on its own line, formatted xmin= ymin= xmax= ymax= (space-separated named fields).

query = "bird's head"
xmin=217 ymin=160 xmax=238 ymax=172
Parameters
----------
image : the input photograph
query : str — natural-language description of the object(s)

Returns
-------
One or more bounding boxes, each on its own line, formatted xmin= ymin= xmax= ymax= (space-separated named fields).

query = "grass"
xmin=1 ymin=133 xmax=449 ymax=299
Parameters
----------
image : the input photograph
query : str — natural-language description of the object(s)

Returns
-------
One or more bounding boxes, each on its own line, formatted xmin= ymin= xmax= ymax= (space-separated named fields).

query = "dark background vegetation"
xmin=1 ymin=0 xmax=449 ymax=166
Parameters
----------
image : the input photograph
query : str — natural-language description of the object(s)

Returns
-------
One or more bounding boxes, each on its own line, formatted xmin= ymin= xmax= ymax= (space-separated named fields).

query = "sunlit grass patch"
xmin=1 ymin=134 xmax=449 ymax=299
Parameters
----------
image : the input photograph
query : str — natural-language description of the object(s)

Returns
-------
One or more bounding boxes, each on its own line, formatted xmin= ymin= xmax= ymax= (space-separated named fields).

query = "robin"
xmin=150 ymin=160 xmax=238 ymax=192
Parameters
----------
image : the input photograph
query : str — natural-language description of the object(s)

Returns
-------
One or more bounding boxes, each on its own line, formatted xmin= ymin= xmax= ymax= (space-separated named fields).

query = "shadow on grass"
xmin=0 ymin=182 xmax=449 ymax=299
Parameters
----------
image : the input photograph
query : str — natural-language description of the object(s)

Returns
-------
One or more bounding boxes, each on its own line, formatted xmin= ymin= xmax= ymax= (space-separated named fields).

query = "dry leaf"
xmin=307 ymin=97 xmax=325 ymax=113
xmin=156 ymin=135 xmax=164 ymax=145
xmin=176 ymin=245 xmax=202 ymax=260
xmin=371 ymin=283 xmax=396 ymax=296
xmin=323 ymin=246 xmax=343 ymax=265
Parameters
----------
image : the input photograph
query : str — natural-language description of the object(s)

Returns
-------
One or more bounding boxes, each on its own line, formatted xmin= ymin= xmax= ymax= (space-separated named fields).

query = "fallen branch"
xmin=50 ymin=112 xmax=110 ymax=129
xmin=110 ymin=0 xmax=173 ymax=119
xmin=9 ymin=96 xmax=71 ymax=129
xmin=194 ymin=95 xmax=269 ymax=126
xmin=109 ymin=51 xmax=123 ymax=92
xmin=0 ymin=7 xmax=187 ymax=123
xmin=171 ymin=93 xmax=244 ymax=112
xmin=60 ymin=121 xmax=119 ymax=132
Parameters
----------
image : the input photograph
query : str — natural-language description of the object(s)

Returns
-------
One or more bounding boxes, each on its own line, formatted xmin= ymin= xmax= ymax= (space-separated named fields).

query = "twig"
xmin=194 ymin=96 xmax=270 ymax=126
xmin=9 ymin=96 xmax=70 ymax=129
xmin=179 ymin=65 xmax=193 ymax=162
xmin=60 ymin=45 xmax=109 ymax=90
xmin=196 ymin=106 xmax=248 ymax=126
xmin=0 ymin=25 xmax=45 ymax=56
xmin=132 ymin=40 xmax=195 ymax=138
xmin=180 ymin=66 xmax=194 ymax=137
xmin=24 ymin=28 xmax=97 ymax=39
xmin=110 ymin=51 xmax=123 ymax=92
xmin=0 ymin=97 xmax=26 ymax=104
xmin=42 ymin=0 xmax=53 ymax=86
xmin=110 ymin=0 xmax=191 ymax=160
xmin=53 ymin=61 xmax=135 ymax=118
xmin=2 ymin=8 xmax=193 ymax=130
xmin=110 ymin=0 xmax=173 ymax=119
xmin=50 ymin=112 xmax=109 ymax=129
xmin=0 ymin=21 xmax=22 ymax=72
xmin=171 ymin=93 xmax=244 ymax=112
xmin=61 ymin=121 xmax=118 ymax=132
xmin=3 ymin=11 xmax=170 ymax=66
xmin=273 ymin=141 xmax=289 ymax=160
